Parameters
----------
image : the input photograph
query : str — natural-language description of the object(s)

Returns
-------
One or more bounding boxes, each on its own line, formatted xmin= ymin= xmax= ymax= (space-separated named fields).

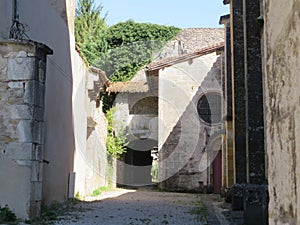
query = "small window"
xmin=197 ymin=93 xmax=221 ymax=124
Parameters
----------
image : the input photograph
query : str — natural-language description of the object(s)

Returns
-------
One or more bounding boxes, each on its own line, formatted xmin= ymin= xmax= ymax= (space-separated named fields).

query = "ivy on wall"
xmin=106 ymin=107 xmax=127 ymax=158
xmin=95 ymin=20 xmax=180 ymax=82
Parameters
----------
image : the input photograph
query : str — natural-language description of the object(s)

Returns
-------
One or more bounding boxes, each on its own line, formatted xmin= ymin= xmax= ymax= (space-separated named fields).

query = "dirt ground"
xmin=51 ymin=187 xmax=243 ymax=225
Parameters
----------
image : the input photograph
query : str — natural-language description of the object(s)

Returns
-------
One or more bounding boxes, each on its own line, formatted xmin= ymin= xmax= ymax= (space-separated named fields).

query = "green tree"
xmin=95 ymin=20 xmax=180 ymax=82
xmin=75 ymin=0 xmax=108 ymax=65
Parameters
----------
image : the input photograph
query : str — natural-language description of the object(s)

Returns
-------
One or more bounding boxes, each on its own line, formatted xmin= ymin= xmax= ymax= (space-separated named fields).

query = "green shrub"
xmin=106 ymin=107 xmax=127 ymax=158
xmin=0 ymin=205 xmax=17 ymax=223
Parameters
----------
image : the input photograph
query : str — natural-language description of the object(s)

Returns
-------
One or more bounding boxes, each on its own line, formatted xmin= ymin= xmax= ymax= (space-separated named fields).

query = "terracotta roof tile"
xmin=106 ymin=81 xmax=148 ymax=93
xmin=146 ymin=42 xmax=224 ymax=71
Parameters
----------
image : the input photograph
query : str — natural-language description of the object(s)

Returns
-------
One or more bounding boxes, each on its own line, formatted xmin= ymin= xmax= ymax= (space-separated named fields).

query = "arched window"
xmin=197 ymin=92 xmax=221 ymax=124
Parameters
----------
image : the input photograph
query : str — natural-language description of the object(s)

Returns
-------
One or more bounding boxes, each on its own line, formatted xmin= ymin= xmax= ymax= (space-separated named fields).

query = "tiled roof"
xmin=106 ymin=81 xmax=149 ymax=93
xmin=153 ymin=28 xmax=224 ymax=61
xmin=146 ymin=42 xmax=224 ymax=72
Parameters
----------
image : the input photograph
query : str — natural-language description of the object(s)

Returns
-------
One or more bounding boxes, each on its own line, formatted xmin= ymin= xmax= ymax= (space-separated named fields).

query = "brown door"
xmin=213 ymin=150 xmax=222 ymax=193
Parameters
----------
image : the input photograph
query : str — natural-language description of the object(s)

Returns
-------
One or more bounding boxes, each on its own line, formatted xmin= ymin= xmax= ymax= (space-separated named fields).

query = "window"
xmin=197 ymin=93 xmax=221 ymax=124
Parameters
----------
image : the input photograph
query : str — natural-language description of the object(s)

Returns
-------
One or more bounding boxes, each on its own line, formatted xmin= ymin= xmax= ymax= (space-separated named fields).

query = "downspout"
xmin=12 ymin=0 xmax=20 ymax=22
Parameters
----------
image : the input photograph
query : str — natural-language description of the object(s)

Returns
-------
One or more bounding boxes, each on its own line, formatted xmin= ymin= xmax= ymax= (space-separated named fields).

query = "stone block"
xmin=8 ymin=84 xmax=24 ymax=98
xmin=31 ymin=161 xmax=43 ymax=182
xmin=24 ymin=80 xmax=45 ymax=107
xmin=32 ymin=144 xmax=43 ymax=161
xmin=0 ymin=57 xmax=8 ymax=81
xmin=7 ymin=57 xmax=35 ymax=80
xmin=15 ymin=160 xmax=32 ymax=167
xmin=38 ymin=60 xmax=46 ymax=83
xmin=232 ymin=183 xmax=246 ymax=210
xmin=32 ymin=122 xmax=44 ymax=144
xmin=8 ymin=81 xmax=24 ymax=89
xmin=3 ymin=143 xmax=33 ymax=160
xmin=17 ymin=120 xmax=33 ymax=142
xmin=10 ymin=105 xmax=32 ymax=120
xmin=29 ymin=200 xmax=41 ymax=219
xmin=33 ymin=107 xmax=44 ymax=122
xmin=243 ymin=184 xmax=268 ymax=225
xmin=30 ymin=181 xmax=43 ymax=201
xmin=4 ymin=51 xmax=27 ymax=58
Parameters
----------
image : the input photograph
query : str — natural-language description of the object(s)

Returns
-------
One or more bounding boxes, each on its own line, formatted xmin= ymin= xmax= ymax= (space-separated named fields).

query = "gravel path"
xmin=54 ymin=188 xmax=206 ymax=225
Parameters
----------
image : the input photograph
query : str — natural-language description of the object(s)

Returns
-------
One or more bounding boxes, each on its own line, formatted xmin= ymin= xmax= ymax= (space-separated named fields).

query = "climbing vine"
xmin=106 ymin=107 xmax=127 ymax=158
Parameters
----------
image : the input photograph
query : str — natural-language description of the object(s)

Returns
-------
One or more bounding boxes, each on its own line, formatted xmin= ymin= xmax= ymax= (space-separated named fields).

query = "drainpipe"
xmin=12 ymin=0 xmax=20 ymax=22
xmin=9 ymin=0 xmax=29 ymax=40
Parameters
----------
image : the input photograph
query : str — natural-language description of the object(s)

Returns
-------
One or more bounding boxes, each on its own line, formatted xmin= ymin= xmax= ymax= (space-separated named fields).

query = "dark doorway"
xmin=122 ymin=138 xmax=157 ymax=186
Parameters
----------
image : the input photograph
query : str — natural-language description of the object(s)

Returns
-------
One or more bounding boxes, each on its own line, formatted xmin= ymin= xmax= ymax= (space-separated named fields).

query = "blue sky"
xmin=95 ymin=0 xmax=229 ymax=28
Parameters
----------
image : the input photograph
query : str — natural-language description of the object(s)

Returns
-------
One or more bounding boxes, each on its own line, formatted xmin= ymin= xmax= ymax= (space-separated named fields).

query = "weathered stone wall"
xmin=0 ymin=0 xmax=78 ymax=203
xmin=263 ymin=0 xmax=300 ymax=224
xmin=71 ymin=52 xmax=110 ymax=198
xmin=0 ymin=40 xmax=52 ymax=219
xmin=0 ymin=0 xmax=110 ymax=207
xmin=158 ymin=54 xmax=223 ymax=191
xmin=114 ymin=92 xmax=158 ymax=186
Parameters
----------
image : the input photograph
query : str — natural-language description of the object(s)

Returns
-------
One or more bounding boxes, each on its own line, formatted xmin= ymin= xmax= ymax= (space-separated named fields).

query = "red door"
xmin=213 ymin=151 xmax=222 ymax=193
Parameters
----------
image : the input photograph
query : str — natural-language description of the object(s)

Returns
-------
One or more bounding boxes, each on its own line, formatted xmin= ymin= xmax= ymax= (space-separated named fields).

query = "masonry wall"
xmin=114 ymin=92 xmax=158 ymax=186
xmin=0 ymin=0 xmax=109 ymax=207
xmin=0 ymin=40 xmax=51 ymax=219
xmin=71 ymin=53 xmax=109 ymax=198
xmin=263 ymin=0 xmax=300 ymax=224
xmin=0 ymin=0 xmax=76 ymax=203
xmin=158 ymin=53 xmax=223 ymax=191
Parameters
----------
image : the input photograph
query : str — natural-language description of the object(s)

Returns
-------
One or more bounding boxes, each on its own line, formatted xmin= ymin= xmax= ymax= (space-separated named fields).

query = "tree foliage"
xmin=75 ymin=0 xmax=108 ymax=65
xmin=95 ymin=20 xmax=180 ymax=81
xmin=75 ymin=2 xmax=180 ymax=81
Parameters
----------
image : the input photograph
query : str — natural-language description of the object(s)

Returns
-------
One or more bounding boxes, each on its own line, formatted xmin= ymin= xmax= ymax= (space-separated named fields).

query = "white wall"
xmin=158 ymin=53 xmax=223 ymax=190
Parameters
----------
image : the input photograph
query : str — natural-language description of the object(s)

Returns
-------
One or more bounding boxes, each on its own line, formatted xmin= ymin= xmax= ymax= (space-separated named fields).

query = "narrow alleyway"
xmin=53 ymin=187 xmax=243 ymax=225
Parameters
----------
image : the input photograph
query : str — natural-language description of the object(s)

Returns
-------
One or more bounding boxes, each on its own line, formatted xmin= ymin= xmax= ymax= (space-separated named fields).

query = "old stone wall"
xmin=0 ymin=0 xmax=78 ymax=203
xmin=263 ymin=0 xmax=300 ymax=224
xmin=114 ymin=92 xmax=158 ymax=186
xmin=158 ymin=54 xmax=223 ymax=191
xmin=0 ymin=40 xmax=52 ymax=219
xmin=71 ymin=52 xmax=110 ymax=198
xmin=0 ymin=0 xmax=111 ymax=212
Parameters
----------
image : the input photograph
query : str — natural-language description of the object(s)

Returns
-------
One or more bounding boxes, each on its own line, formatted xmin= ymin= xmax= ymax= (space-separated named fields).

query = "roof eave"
xmin=146 ymin=43 xmax=225 ymax=72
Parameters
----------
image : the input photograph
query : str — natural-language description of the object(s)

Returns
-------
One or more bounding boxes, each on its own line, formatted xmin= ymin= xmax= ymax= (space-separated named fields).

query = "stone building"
xmin=219 ymin=0 xmax=300 ymax=225
xmin=146 ymin=44 xmax=224 ymax=192
xmin=0 ymin=0 xmax=110 ymax=219
xmin=109 ymin=29 xmax=226 ymax=192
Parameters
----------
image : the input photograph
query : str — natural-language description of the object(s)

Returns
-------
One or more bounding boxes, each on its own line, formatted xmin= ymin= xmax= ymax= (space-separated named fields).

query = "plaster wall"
xmin=72 ymin=52 xmax=109 ymax=197
xmin=158 ymin=53 xmax=223 ymax=191
xmin=0 ymin=0 xmax=109 ymax=205
xmin=263 ymin=0 xmax=300 ymax=224
xmin=0 ymin=0 xmax=77 ymax=203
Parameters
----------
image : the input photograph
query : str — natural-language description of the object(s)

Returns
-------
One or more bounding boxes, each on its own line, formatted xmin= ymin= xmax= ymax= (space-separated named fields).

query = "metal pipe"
xmin=13 ymin=0 xmax=19 ymax=21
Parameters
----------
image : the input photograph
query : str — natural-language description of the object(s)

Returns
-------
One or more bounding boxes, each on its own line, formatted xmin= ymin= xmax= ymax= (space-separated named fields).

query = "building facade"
xmin=0 ymin=0 xmax=110 ymax=219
